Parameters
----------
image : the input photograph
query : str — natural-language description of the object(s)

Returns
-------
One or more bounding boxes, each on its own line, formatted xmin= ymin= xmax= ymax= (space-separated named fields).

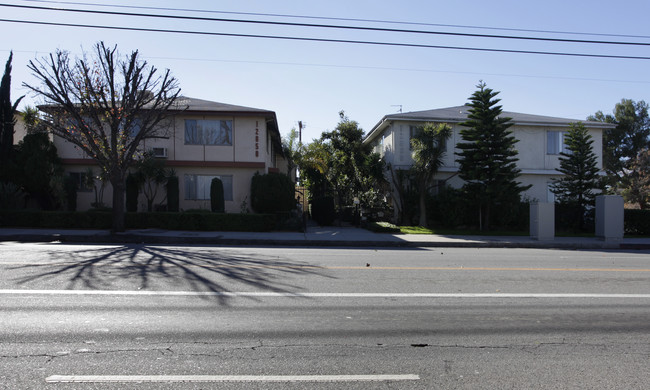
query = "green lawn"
xmin=398 ymin=226 xmax=529 ymax=236
xmin=367 ymin=222 xmax=599 ymax=237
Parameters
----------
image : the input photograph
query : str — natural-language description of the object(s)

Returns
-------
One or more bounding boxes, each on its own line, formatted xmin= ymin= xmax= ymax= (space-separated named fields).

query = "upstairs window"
xmin=547 ymin=131 xmax=569 ymax=155
xmin=184 ymin=119 xmax=232 ymax=146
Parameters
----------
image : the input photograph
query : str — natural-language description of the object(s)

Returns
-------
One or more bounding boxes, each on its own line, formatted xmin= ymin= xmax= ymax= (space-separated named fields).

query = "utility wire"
xmin=22 ymin=0 xmax=650 ymax=40
xmin=4 ymin=47 xmax=649 ymax=84
xmin=3 ymin=3 xmax=650 ymax=47
xmin=2 ymin=18 xmax=650 ymax=60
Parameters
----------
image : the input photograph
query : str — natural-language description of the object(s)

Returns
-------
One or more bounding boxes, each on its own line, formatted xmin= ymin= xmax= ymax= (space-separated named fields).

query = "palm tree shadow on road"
xmin=12 ymin=244 xmax=332 ymax=305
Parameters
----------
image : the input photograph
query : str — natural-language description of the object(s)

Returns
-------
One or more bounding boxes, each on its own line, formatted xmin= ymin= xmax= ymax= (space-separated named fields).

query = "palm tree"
xmin=410 ymin=122 xmax=452 ymax=227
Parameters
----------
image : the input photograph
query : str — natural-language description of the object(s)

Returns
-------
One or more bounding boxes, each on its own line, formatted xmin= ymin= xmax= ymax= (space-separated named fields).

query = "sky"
xmin=2 ymin=0 xmax=650 ymax=143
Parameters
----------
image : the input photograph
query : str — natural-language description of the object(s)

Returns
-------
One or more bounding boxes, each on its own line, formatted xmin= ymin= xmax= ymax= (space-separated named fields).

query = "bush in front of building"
xmin=0 ymin=210 xmax=277 ymax=231
xmin=250 ymin=172 xmax=296 ymax=214
xmin=166 ymin=175 xmax=179 ymax=212
xmin=210 ymin=177 xmax=225 ymax=213
xmin=624 ymin=209 xmax=650 ymax=235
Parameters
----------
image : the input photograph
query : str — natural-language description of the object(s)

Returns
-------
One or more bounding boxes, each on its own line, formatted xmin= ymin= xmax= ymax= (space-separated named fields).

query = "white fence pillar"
xmin=530 ymin=202 xmax=555 ymax=241
xmin=595 ymin=195 xmax=624 ymax=242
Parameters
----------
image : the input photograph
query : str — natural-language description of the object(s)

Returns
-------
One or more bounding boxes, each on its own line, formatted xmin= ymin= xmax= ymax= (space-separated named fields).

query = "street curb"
xmin=1 ymin=233 xmax=648 ymax=250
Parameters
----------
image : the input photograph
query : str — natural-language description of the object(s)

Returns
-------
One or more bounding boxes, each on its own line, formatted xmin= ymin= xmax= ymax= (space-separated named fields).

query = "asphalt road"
xmin=1 ymin=243 xmax=649 ymax=389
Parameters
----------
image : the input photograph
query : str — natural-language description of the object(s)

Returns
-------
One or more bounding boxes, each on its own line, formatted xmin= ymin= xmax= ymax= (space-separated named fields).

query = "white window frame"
xmin=547 ymin=131 xmax=569 ymax=155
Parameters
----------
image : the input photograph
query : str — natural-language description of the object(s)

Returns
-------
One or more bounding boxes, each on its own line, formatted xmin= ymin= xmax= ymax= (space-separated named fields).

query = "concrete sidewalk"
xmin=0 ymin=226 xmax=649 ymax=250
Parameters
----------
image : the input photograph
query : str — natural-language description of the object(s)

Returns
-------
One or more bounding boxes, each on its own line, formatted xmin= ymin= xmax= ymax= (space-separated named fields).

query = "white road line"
xmin=3 ymin=290 xmax=650 ymax=298
xmin=45 ymin=374 xmax=420 ymax=383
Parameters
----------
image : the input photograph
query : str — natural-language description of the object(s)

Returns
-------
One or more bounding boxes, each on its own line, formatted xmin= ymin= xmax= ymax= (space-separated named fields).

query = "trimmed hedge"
xmin=210 ymin=177 xmax=225 ymax=213
xmin=624 ymin=209 xmax=650 ymax=236
xmin=251 ymin=172 xmax=296 ymax=213
xmin=0 ymin=211 xmax=277 ymax=232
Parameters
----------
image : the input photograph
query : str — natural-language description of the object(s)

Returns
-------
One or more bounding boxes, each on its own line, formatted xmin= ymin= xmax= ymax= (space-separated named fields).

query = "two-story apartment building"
xmin=55 ymin=97 xmax=287 ymax=212
xmin=364 ymin=106 xmax=614 ymax=207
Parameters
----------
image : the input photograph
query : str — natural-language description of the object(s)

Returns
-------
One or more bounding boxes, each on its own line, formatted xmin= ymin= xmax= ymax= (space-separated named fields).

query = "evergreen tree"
xmin=0 ymin=52 xmax=24 ymax=182
xmin=551 ymin=122 xmax=602 ymax=228
xmin=456 ymin=82 xmax=530 ymax=230
xmin=210 ymin=177 xmax=225 ymax=213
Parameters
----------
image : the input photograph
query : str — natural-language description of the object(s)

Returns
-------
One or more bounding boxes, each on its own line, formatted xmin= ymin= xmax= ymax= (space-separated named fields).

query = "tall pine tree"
xmin=0 ymin=52 xmax=24 ymax=182
xmin=550 ymin=122 xmax=602 ymax=229
xmin=456 ymin=82 xmax=529 ymax=230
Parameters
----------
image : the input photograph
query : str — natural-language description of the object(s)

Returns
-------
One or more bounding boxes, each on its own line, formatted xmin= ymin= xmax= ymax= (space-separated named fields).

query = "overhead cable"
xmin=21 ymin=0 xmax=650 ymax=40
xmin=3 ymin=3 xmax=650 ymax=47
xmin=2 ymin=18 xmax=650 ymax=60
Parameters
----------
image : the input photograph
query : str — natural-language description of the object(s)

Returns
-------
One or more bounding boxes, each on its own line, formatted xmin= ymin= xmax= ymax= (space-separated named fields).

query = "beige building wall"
xmin=55 ymin=108 xmax=284 ymax=213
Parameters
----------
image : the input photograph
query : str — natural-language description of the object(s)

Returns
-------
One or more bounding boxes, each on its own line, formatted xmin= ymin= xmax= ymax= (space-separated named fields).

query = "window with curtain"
xmin=184 ymin=119 xmax=233 ymax=145
xmin=547 ymin=131 xmax=568 ymax=155
xmin=184 ymin=174 xmax=233 ymax=201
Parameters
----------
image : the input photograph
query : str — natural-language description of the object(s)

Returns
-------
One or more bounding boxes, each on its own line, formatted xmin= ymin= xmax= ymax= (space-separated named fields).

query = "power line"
xmin=3 ymin=48 xmax=648 ymax=85
xmin=22 ymin=0 xmax=650 ymax=40
xmin=4 ymin=3 xmax=650 ymax=47
xmin=4 ymin=48 xmax=649 ymax=84
xmin=3 ymin=18 xmax=650 ymax=60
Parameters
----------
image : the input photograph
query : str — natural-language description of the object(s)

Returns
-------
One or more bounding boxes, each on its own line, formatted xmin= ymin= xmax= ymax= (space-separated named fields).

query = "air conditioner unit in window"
xmin=152 ymin=147 xmax=168 ymax=158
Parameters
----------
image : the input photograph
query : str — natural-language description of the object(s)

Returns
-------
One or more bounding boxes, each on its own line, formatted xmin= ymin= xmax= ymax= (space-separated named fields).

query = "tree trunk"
xmin=111 ymin=173 xmax=126 ymax=232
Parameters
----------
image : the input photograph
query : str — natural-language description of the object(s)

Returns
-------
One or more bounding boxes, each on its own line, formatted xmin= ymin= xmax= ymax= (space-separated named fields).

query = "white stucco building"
xmin=364 ymin=106 xmax=614 ymax=205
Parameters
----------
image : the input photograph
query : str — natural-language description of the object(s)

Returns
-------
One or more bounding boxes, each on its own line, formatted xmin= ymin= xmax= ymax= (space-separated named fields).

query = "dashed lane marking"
xmin=45 ymin=374 xmax=421 ymax=383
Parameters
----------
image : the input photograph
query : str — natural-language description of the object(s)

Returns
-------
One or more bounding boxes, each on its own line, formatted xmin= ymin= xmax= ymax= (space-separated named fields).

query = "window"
xmin=123 ymin=118 xmax=142 ymax=137
xmin=547 ymin=131 xmax=568 ymax=155
xmin=184 ymin=119 xmax=233 ymax=145
xmin=184 ymin=174 xmax=233 ymax=201
xmin=69 ymin=172 xmax=93 ymax=192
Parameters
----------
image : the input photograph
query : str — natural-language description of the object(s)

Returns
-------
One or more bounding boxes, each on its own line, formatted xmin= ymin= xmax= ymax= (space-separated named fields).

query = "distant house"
xmin=364 ymin=106 xmax=614 ymax=207
xmin=52 ymin=97 xmax=287 ymax=212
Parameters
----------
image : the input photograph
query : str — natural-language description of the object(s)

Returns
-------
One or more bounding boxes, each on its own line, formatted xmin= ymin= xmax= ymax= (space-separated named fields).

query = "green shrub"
xmin=311 ymin=196 xmax=335 ymax=226
xmin=166 ymin=175 xmax=179 ymax=212
xmin=625 ymin=209 xmax=650 ymax=235
xmin=210 ymin=178 xmax=225 ymax=213
xmin=251 ymin=172 xmax=295 ymax=213
xmin=427 ymin=187 xmax=469 ymax=228
xmin=0 ymin=210 xmax=278 ymax=232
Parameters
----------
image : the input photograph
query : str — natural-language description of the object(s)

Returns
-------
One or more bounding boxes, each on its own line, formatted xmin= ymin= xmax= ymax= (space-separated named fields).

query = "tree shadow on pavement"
xmin=11 ymin=244 xmax=332 ymax=305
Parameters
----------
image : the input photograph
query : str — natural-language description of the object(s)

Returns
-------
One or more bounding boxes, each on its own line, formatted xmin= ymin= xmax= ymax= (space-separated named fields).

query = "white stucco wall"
xmin=369 ymin=119 xmax=605 ymax=205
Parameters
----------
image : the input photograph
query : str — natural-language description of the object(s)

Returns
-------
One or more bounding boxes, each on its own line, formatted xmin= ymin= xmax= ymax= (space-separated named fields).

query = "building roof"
xmin=174 ymin=96 xmax=276 ymax=117
xmin=365 ymin=105 xmax=615 ymax=142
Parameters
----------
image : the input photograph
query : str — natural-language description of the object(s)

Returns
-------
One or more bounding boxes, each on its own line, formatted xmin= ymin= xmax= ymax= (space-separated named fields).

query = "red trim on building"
xmin=61 ymin=159 xmax=265 ymax=169
xmin=268 ymin=167 xmax=280 ymax=173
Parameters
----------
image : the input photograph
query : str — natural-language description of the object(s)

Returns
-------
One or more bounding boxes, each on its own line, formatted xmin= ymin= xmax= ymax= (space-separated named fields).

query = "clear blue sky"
xmin=2 ymin=0 xmax=650 ymax=143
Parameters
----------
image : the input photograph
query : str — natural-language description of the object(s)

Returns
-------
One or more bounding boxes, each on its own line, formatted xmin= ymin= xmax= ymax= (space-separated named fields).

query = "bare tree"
xmin=23 ymin=42 xmax=181 ymax=231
